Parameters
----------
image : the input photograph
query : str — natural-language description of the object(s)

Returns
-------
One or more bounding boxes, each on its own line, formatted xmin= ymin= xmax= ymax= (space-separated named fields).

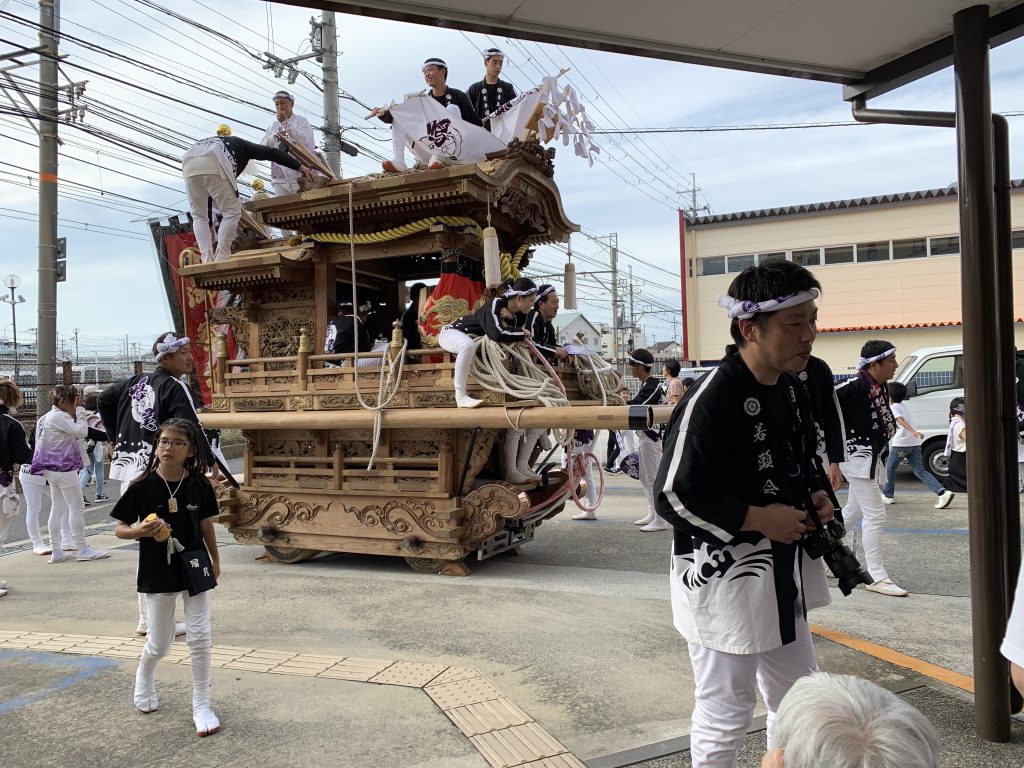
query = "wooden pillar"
xmin=313 ymin=248 xmax=334 ymax=368
xmin=297 ymin=327 xmax=310 ymax=390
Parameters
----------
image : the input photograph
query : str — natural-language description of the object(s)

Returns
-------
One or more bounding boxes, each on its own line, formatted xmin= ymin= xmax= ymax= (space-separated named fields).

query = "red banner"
xmin=160 ymin=231 xmax=237 ymax=406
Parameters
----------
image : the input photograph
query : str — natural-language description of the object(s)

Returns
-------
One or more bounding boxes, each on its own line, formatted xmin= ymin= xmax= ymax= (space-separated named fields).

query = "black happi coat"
xmin=98 ymin=366 xmax=213 ymax=483
xmin=111 ymin=472 xmax=218 ymax=594
xmin=379 ymin=87 xmax=482 ymax=127
xmin=654 ymin=349 xmax=830 ymax=654
xmin=835 ymin=373 xmax=895 ymax=479
xmin=332 ymin=317 xmax=373 ymax=356
xmin=525 ymin=307 xmax=558 ymax=359
xmin=630 ymin=375 xmax=667 ymax=442
xmin=799 ymin=355 xmax=846 ymax=466
xmin=0 ymin=406 xmax=32 ymax=485
xmin=450 ymin=296 xmax=527 ymax=343
xmin=466 ymin=78 xmax=518 ymax=122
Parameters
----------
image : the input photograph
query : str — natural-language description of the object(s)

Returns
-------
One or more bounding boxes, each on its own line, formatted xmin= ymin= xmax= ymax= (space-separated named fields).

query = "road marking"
xmin=0 ymin=650 xmax=118 ymax=715
xmin=810 ymin=624 xmax=974 ymax=692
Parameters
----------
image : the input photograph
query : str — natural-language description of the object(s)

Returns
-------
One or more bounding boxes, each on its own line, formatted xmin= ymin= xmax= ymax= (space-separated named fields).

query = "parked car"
xmin=892 ymin=345 xmax=964 ymax=479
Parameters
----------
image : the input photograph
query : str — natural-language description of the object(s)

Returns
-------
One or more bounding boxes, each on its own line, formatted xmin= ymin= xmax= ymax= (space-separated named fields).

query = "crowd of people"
xmin=0 ymin=332 xmax=224 ymax=737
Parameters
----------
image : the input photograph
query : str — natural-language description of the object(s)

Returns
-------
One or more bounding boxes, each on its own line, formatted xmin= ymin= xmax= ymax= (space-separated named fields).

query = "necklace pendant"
xmin=168 ymin=498 xmax=178 ymax=513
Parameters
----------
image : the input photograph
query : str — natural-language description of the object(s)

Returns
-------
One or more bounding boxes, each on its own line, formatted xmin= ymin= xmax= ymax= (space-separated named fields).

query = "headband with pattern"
xmin=504 ymin=286 xmax=539 ymax=298
xmin=534 ymin=286 xmax=556 ymax=302
xmin=717 ymin=289 xmax=819 ymax=320
xmin=857 ymin=347 xmax=896 ymax=370
xmin=154 ymin=333 xmax=190 ymax=362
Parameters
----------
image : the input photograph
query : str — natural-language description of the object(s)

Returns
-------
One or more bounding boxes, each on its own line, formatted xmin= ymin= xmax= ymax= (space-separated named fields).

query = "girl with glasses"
xmin=111 ymin=418 xmax=222 ymax=737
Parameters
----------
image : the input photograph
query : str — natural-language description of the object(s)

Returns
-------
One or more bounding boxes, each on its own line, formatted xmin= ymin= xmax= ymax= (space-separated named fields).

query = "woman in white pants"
xmin=30 ymin=385 xmax=110 ymax=563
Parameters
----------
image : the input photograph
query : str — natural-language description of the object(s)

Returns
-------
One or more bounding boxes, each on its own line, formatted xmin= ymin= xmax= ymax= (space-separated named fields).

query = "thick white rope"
xmin=347 ymin=182 xmax=408 ymax=469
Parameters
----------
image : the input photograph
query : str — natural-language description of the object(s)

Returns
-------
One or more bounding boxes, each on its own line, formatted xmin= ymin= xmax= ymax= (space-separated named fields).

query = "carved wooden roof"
xmin=247 ymin=142 xmax=578 ymax=247
xmin=180 ymin=245 xmax=314 ymax=291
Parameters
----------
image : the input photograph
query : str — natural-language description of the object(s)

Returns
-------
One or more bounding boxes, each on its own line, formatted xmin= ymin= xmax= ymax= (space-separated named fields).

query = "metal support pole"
xmin=628 ymin=265 xmax=636 ymax=352
xmin=993 ymin=113 xmax=1022 ymax=713
xmin=954 ymin=3 xmax=1011 ymax=742
xmin=36 ymin=0 xmax=59 ymax=416
xmin=320 ymin=11 xmax=342 ymax=177
xmin=610 ymin=235 xmax=619 ymax=371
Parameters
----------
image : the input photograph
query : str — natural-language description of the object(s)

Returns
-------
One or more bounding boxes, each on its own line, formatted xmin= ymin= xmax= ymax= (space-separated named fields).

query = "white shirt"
xmin=890 ymin=402 xmax=921 ymax=447
xmin=262 ymin=114 xmax=316 ymax=193
xmin=950 ymin=418 xmax=967 ymax=452
xmin=1002 ymin=560 xmax=1024 ymax=667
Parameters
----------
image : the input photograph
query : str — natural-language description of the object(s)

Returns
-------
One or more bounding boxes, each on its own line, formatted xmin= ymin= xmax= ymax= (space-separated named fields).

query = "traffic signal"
xmin=55 ymin=236 xmax=67 ymax=282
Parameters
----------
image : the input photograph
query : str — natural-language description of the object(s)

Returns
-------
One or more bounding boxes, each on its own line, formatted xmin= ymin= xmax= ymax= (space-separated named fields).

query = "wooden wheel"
xmin=403 ymin=557 xmax=447 ymax=573
xmin=263 ymin=545 xmax=319 ymax=564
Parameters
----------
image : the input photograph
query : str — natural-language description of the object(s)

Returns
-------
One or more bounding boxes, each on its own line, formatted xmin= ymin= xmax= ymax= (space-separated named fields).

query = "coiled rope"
xmin=346 ymin=182 xmax=408 ymax=469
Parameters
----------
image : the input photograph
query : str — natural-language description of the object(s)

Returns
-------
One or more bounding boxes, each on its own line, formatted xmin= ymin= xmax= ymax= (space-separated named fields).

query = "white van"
xmin=891 ymin=345 xmax=964 ymax=479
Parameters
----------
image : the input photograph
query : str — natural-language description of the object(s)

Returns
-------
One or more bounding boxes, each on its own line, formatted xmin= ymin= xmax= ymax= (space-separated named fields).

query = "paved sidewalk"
xmin=1 ymin=470 xmax=1023 ymax=766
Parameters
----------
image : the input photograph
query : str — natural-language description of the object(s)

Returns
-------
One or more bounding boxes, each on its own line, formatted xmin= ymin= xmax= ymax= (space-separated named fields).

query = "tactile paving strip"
xmin=470 ymin=722 xmax=570 ymax=768
xmin=445 ymin=697 xmax=534 ymax=737
xmin=369 ymin=661 xmax=449 ymax=688
xmin=0 ymin=630 xmax=582 ymax=768
xmin=426 ymin=675 xmax=504 ymax=710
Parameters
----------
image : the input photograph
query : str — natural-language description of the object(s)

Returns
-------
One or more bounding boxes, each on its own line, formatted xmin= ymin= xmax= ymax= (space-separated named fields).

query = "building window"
xmin=824 ymin=245 xmax=854 ymax=265
xmin=758 ymin=252 xmax=786 ymax=263
xmin=892 ymin=238 xmax=928 ymax=260
xmin=1012 ymin=230 xmax=1024 ymax=250
xmin=929 ymin=235 xmax=959 ymax=256
xmin=792 ymin=248 xmax=821 ymax=266
xmin=727 ymin=254 xmax=755 ymax=273
xmin=700 ymin=256 xmax=725 ymax=276
xmin=856 ymin=241 xmax=890 ymax=262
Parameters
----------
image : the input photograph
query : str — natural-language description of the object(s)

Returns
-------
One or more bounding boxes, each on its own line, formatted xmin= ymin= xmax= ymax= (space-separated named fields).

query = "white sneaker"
xmin=633 ymin=514 xmax=655 ymax=526
xmin=175 ymin=622 xmax=187 ymax=637
xmin=455 ymin=393 xmax=483 ymax=409
xmin=136 ymin=621 xmax=148 ymax=636
xmin=881 ymin=495 xmax=895 ymax=504
xmin=137 ymin=621 xmax=187 ymax=636
xmin=571 ymin=511 xmax=597 ymax=521
xmin=865 ymin=578 xmax=909 ymax=597
xmin=935 ymin=490 xmax=955 ymax=509
xmin=639 ymin=520 xmax=669 ymax=532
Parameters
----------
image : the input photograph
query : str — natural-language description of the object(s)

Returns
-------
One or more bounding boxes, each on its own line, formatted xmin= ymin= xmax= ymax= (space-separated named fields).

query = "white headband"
xmin=535 ymin=286 xmax=556 ymax=302
xmin=154 ymin=333 xmax=190 ymax=362
xmin=858 ymin=347 xmax=896 ymax=370
xmin=504 ymin=287 xmax=538 ymax=298
xmin=717 ymin=289 xmax=819 ymax=319
xmin=628 ymin=354 xmax=652 ymax=369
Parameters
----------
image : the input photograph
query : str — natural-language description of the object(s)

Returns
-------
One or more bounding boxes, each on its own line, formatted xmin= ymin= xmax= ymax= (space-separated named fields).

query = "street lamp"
xmin=1 ymin=275 xmax=26 ymax=380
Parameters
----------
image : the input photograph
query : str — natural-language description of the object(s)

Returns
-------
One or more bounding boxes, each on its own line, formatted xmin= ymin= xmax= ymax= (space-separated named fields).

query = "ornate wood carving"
xmin=413 ymin=391 xmax=456 ymax=407
xmin=212 ymin=396 xmax=230 ymax=412
xmin=459 ymin=428 xmax=496 ymax=494
xmin=498 ymin=181 xmax=548 ymax=231
xmin=289 ymin=395 xmax=314 ymax=410
xmin=234 ymin=491 xmax=456 ymax=540
xmin=504 ymin=138 xmax=556 ymax=176
xmin=235 ymin=397 xmax=285 ymax=411
xmin=460 ymin=482 xmax=531 ymax=541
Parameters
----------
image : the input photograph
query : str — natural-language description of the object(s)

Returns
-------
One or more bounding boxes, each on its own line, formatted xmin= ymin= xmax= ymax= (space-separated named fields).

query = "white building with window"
xmin=680 ymin=181 xmax=1024 ymax=373
xmin=552 ymin=311 xmax=603 ymax=351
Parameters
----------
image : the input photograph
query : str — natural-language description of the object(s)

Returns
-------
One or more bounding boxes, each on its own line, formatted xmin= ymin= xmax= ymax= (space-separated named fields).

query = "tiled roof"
xmin=819 ymin=319 xmax=1024 ymax=333
xmin=691 ymin=180 xmax=1024 ymax=227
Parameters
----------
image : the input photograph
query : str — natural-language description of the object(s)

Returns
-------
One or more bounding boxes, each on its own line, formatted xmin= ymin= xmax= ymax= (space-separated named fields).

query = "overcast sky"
xmin=1 ymin=0 xmax=1023 ymax=356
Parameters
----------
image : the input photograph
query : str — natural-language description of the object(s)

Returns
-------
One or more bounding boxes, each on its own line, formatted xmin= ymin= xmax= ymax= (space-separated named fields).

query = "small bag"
xmin=175 ymin=544 xmax=217 ymax=596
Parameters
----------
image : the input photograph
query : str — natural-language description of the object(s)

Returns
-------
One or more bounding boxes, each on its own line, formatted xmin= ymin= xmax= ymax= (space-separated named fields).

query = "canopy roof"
xmin=279 ymin=0 xmax=1024 ymax=99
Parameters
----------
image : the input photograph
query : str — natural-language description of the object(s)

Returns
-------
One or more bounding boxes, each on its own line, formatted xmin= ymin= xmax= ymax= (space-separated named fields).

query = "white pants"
xmin=43 ymin=470 xmax=86 ymax=550
xmin=842 ymin=476 xmax=887 ymax=582
xmin=20 ymin=470 xmax=50 ymax=549
xmin=688 ymin=616 xmax=818 ymax=768
xmin=136 ymin=591 xmax=213 ymax=712
xmin=638 ymin=435 xmax=662 ymax=518
xmin=184 ymin=170 xmax=241 ymax=263
xmin=439 ymin=327 xmax=476 ymax=397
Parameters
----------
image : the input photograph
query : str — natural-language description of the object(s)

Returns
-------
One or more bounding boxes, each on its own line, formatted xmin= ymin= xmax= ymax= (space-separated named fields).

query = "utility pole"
xmin=609 ymin=233 xmax=618 ymax=370
xmin=36 ymin=0 xmax=59 ymax=416
xmin=628 ymin=265 xmax=636 ymax=353
xmin=72 ymin=326 xmax=79 ymax=364
xmin=320 ymin=11 xmax=341 ymax=177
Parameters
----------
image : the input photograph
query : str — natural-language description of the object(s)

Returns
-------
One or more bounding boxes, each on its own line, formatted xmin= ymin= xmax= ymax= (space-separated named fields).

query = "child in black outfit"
xmin=110 ymin=418 xmax=222 ymax=737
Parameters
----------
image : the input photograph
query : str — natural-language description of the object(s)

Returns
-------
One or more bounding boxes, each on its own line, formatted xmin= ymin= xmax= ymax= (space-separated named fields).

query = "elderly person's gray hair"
xmin=772 ymin=673 xmax=939 ymax=768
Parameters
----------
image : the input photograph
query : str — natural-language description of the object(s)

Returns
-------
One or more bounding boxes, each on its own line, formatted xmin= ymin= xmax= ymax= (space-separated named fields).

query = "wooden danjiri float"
xmin=177 ymin=140 xmax=667 ymax=575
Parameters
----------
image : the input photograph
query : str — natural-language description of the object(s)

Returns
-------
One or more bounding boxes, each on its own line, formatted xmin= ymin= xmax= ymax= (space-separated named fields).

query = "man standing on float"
xmin=466 ymin=48 xmax=517 ymax=130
